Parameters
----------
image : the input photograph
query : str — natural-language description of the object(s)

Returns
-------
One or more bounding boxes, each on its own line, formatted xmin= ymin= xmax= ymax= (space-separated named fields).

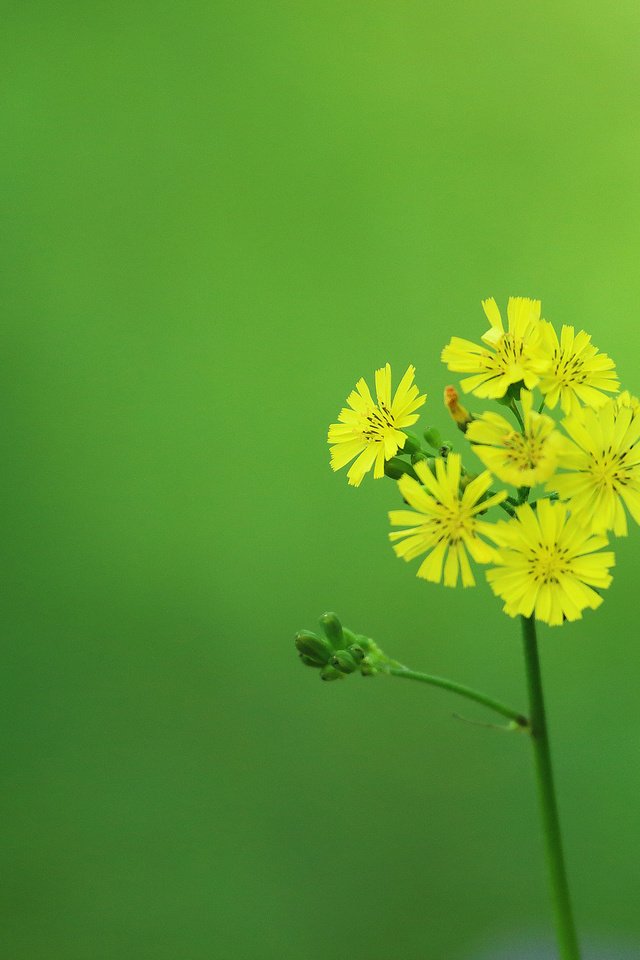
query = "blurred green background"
xmin=2 ymin=2 xmax=640 ymax=958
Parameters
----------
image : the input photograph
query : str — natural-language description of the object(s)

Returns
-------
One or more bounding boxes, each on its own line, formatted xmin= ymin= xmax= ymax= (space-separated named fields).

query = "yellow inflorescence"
xmin=328 ymin=363 xmax=426 ymax=487
xmin=551 ymin=399 xmax=640 ymax=536
xmin=388 ymin=454 xmax=505 ymax=588
xmin=441 ymin=297 xmax=549 ymax=400
xmin=327 ymin=298 xmax=634 ymax=624
xmin=466 ymin=390 xmax=563 ymax=488
xmin=486 ymin=500 xmax=614 ymax=625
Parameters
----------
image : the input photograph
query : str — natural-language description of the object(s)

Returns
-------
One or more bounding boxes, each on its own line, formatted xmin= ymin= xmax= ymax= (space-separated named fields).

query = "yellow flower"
xmin=537 ymin=322 xmax=618 ymax=414
xmin=389 ymin=453 xmax=506 ymax=587
xmin=550 ymin=399 xmax=640 ymax=536
xmin=486 ymin=500 xmax=614 ymax=626
xmin=441 ymin=297 xmax=548 ymax=399
xmin=616 ymin=390 xmax=640 ymax=421
xmin=466 ymin=390 xmax=563 ymax=488
xmin=328 ymin=364 xmax=426 ymax=487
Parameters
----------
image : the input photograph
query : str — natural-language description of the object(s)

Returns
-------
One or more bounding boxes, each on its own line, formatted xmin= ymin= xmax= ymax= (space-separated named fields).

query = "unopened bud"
xmin=299 ymin=653 xmax=323 ymax=668
xmin=384 ymin=457 xmax=416 ymax=480
xmin=360 ymin=659 xmax=377 ymax=677
xmin=319 ymin=612 xmax=343 ymax=648
xmin=330 ymin=650 xmax=359 ymax=674
xmin=401 ymin=431 xmax=421 ymax=455
xmin=319 ymin=664 xmax=345 ymax=682
xmin=423 ymin=426 xmax=443 ymax=449
xmin=444 ymin=386 xmax=473 ymax=432
xmin=295 ymin=630 xmax=333 ymax=664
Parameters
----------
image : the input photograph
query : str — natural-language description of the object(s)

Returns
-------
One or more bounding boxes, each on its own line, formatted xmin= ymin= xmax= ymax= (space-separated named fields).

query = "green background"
xmin=2 ymin=3 xmax=640 ymax=958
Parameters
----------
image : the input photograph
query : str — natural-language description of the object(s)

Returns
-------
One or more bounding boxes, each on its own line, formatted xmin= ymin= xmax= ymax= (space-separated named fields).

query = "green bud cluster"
xmin=294 ymin=612 xmax=384 ymax=681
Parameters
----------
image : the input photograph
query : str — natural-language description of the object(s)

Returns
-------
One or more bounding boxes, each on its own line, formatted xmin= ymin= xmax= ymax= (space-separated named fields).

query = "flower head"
xmin=537 ymin=323 xmax=618 ymax=414
xmin=328 ymin=364 xmax=426 ymax=487
xmin=441 ymin=297 xmax=547 ymax=399
xmin=466 ymin=390 xmax=563 ymax=488
xmin=550 ymin=399 xmax=640 ymax=536
xmin=486 ymin=500 xmax=614 ymax=625
xmin=389 ymin=453 xmax=506 ymax=587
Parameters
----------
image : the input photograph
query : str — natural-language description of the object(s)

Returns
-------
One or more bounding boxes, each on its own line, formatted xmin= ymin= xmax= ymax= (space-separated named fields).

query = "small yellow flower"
xmin=466 ymin=390 xmax=563 ymax=488
xmin=537 ymin=322 xmax=618 ymax=414
xmin=550 ymin=399 xmax=640 ymax=536
xmin=389 ymin=453 xmax=506 ymax=587
xmin=441 ymin=297 xmax=548 ymax=399
xmin=486 ymin=500 xmax=614 ymax=625
xmin=616 ymin=390 xmax=640 ymax=420
xmin=328 ymin=364 xmax=426 ymax=487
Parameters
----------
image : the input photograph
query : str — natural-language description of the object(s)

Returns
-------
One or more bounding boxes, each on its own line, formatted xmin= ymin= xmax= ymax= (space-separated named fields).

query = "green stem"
xmin=386 ymin=663 xmax=528 ymax=728
xmin=520 ymin=615 xmax=581 ymax=960
xmin=510 ymin=398 xmax=525 ymax=431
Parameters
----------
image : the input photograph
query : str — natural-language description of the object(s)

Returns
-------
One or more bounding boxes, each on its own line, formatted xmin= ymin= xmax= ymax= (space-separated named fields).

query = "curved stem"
xmin=520 ymin=615 xmax=581 ymax=960
xmin=385 ymin=663 xmax=528 ymax=728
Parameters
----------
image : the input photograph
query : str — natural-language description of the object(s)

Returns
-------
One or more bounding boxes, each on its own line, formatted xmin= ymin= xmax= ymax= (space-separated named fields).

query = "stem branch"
xmin=386 ymin=664 xmax=528 ymax=728
xmin=520 ymin=615 xmax=581 ymax=960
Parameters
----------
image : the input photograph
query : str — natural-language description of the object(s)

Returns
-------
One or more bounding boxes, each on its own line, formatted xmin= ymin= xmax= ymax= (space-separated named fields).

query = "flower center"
xmin=551 ymin=348 xmax=587 ymax=385
xmin=496 ymin=333 xmax=524 ymax=366
xmin=589 ymin=449 xmax=632 ymax=491
xmin=502 ymin=430 xmax=543 ymax=471
xmin=431 ymin=506 xmax=474 ymax=545
xmin=528 ymin=543 xmax=570 ymax=584
xmin=360 ymin=402 xmax=396 ymax=443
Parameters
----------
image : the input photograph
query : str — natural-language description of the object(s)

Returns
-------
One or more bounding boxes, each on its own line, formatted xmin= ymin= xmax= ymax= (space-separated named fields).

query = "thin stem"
xmin=386 ymin=663 xmax=528 ymax=728
xmin=520 ymin=615 xmax=581 ymax=960
xmin=538 ymin=398 xmax=546 ymax=414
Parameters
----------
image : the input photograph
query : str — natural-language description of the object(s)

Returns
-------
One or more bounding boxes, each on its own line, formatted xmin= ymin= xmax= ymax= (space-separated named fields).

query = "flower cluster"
xmin=326 ymin=297 xmax=634 ymax=626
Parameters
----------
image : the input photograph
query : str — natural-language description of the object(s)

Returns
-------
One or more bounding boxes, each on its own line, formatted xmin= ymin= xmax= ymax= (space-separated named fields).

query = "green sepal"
xmin=496 ymin=381 xmax=523 ymax=406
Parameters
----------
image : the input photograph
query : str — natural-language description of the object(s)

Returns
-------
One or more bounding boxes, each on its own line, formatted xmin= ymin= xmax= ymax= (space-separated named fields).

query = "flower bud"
xmin=299 ymin=653 xmax=323 ymax=668
xmin=319 ymin=664 xmax=345 ymax=682
xmin=360 ymin=659 xmax=377 ymax=677
xmin=423 ymin=426 xmax=443 ymax=449
xmin=295 ymin=629 xmax=333 ymax=664
xmin=383 ymin=457 xmax=416 ymax=480
xmin=348 ymin=644 xmax=366 ymax=663
xmin=401 ymin=431 xmax=421 ymax=455
xmin=330 ymin=650 xmax=359 ymax=674
xmin=319 ymin=612 xmax=343 ymax=648
xmin=444 ymin=385 xmax=473 ymax=432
